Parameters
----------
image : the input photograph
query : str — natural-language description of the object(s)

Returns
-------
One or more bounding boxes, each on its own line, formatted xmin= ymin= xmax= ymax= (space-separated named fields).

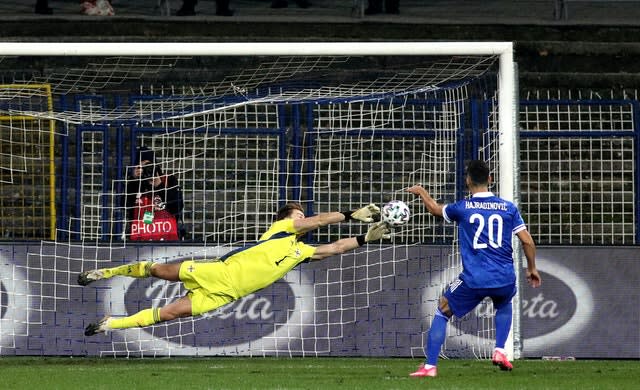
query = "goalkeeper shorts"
xmin=179 ymin=260 xmax=237 ymax=316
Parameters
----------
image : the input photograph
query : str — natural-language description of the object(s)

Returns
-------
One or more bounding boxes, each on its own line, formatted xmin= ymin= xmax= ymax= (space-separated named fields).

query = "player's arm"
xmin=516 ymin=229 xmax=542 ymax=288
xmin=293 ymin=204 xmax=380 ymax=235
xmin=310 ymin=222 xmax=390 ymax=260
xmin=406 ymin=185 xmax=444 ymax=217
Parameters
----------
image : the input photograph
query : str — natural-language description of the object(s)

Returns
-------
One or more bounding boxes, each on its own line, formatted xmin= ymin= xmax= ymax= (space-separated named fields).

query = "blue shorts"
xmin=443 ymin=278 xmax=516 ymax=318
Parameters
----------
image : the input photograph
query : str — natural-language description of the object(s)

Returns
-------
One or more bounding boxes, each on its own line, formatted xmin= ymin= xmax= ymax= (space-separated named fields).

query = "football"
xmin=381 ymin=200 xmax=411 ymax=227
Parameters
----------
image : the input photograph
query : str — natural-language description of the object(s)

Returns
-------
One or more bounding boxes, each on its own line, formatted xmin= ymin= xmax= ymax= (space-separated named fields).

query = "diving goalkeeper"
xmin=80 ymin=202 xmax=390 ymax=336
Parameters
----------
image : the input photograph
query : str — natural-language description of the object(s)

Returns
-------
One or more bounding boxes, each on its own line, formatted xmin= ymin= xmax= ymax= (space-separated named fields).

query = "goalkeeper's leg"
xmin=78 ymin=262 xmax=182 ymax=286
xmin=85 ymin=296 xmax=193 ymax=336
xmin=78 ymin=261 xmax=154 ymax=285
xmin=110 ymin=296 xmax=192 ymax=329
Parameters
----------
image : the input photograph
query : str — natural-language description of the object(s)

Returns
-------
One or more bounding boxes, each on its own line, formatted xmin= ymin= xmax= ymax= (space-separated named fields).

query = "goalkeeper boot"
xmin=492 ymin=350 xmax=513 ymax=371
xmin=84 ymin=317 xmax=112 ymax=336
xmin=409 ymin=363 xmax=437 ymax=377
xmin=78 ymin=270 xmax=105 ymax=286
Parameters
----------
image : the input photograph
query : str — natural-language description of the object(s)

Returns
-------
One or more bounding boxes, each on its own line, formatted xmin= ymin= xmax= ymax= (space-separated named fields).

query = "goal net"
xmin=0 ymin=42 xmax=518 ymax=358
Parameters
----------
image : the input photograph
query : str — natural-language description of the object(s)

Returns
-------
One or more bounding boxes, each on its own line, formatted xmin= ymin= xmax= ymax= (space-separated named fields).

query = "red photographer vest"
xmin=129 ymin=177 xmax=179 ymax=241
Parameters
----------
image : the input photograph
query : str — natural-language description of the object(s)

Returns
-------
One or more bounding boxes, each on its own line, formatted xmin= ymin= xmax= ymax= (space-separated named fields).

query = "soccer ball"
xmin=382 ymin=200 xmax=411 ymax=227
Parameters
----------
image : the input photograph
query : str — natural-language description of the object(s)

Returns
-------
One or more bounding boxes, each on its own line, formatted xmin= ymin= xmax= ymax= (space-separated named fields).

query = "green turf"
xmin=0 ymin=357 xmax=637 ymax=390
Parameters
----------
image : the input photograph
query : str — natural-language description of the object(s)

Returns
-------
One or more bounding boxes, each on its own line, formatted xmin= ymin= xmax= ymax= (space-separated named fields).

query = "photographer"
xmin=125 ymin=146 xmax=183 ymax=241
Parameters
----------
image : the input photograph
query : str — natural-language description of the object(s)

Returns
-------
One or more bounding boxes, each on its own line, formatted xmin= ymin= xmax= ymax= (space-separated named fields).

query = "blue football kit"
xmin=441 ymin=191 xmax=526 ymax=317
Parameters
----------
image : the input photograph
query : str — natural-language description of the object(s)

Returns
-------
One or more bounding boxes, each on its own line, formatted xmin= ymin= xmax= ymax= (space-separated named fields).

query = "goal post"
xmin=0 ymin=41 xmax=514 ymax=57
xmin=499 ymin=54 xmax=520 ymax=360
xmin=0 ymin=42 xmax=520 ymax=359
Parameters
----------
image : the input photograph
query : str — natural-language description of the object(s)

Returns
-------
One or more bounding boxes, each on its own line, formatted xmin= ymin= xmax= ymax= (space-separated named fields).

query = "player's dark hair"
xmin=466 ymin=160 xmax=490 ymax=186
xmin=276 ymin=202 xmax=304 ymax=221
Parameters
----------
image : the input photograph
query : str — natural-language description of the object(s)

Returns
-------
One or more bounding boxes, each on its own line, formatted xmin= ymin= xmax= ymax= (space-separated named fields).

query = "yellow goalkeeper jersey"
xmin=220 ymin=219 xmax=316 ymax=298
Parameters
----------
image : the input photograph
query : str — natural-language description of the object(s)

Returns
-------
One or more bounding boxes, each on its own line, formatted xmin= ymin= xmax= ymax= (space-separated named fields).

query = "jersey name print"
xmin=464 ymin=200 xmax=508 ymax=211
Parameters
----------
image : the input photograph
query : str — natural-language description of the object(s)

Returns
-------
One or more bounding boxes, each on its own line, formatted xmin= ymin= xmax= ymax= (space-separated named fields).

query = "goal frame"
xmin=0 ymin=41 xmax=520 ymax=359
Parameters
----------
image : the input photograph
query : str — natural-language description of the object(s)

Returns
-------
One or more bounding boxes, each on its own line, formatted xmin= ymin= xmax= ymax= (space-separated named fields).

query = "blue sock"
xmin=426 ymin=309 xmax=449 ymax=366
xmin=494 ymin=302 xmax=512 ymax=349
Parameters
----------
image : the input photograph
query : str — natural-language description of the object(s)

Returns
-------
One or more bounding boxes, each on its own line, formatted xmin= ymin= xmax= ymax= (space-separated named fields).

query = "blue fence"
xmin=49 ymin=96 xmax=639 ymax=246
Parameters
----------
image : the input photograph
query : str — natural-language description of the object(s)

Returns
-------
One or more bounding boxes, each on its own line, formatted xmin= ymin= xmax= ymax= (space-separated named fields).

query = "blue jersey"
xmin=442 ymin=191 xmax=526 ymax=288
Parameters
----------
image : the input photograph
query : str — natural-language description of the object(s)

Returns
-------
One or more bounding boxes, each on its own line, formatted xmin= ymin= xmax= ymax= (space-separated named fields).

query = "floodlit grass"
xmin=0 ymin=357 xmax=637 ymax=389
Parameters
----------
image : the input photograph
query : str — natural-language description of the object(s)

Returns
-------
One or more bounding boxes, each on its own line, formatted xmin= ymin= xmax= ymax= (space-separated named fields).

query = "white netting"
xmin=0 ymin=44 xmax=515 ymax=358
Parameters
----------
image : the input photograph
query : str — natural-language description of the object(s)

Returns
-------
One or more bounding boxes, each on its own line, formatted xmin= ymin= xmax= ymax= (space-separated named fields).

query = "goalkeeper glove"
xmin=363 ymin=221 xmax=391 ymax=243
xmin=343 ymin=204 xmax=380 ymax=223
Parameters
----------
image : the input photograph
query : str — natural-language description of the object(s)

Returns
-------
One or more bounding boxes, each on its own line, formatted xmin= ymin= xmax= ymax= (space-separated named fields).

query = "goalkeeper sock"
xmin=426 ymin=309 xmax=449 ymax=366
xmin=102 ymin=261 xmax=154 ymax=279
xmin=109 ymin=308 xmax=162 ymax=329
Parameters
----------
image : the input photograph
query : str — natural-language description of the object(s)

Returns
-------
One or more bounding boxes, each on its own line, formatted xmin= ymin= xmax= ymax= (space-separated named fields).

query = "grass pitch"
xmin=0 ymin=357 xmax=637 ymax=389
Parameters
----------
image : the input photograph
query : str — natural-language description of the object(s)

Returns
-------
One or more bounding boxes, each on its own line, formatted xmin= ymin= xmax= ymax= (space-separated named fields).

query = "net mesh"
xmin=0 ymin=50 xmax=507 ymax=357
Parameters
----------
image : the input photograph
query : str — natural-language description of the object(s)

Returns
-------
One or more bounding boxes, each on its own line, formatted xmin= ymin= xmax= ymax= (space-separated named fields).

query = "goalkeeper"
xmin=80 ymin=202 xmax=390 ymax=336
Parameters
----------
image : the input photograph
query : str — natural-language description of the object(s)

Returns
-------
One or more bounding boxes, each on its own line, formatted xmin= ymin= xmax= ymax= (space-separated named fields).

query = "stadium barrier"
xmin=0 ymin=243 xmax=637 ymax=358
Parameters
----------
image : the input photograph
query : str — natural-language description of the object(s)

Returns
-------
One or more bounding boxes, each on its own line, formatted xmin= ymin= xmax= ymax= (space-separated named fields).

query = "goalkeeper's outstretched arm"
xmin=311 ymin=221 xmax=390 ymax=260
xmin=293 ymin=204 xmax=380 ymax=234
